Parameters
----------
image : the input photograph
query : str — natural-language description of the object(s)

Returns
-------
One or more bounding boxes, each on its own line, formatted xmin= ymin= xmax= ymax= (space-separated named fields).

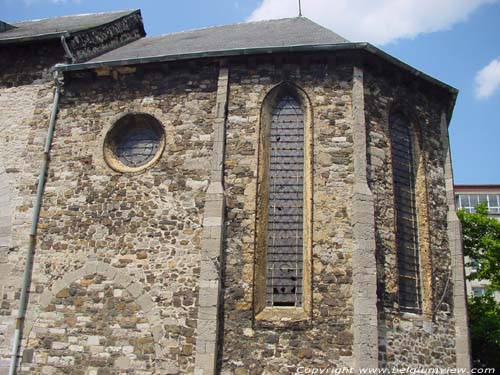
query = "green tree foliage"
xmin=457 ymin=202 xmax=500 ymax=369
xmin=457 ymin=203 xmax=500 ymax=290
xmin=467 ymin=294 xmax=500 ymax=369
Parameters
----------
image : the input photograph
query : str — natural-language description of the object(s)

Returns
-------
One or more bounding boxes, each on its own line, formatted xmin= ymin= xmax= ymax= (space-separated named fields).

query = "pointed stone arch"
xmin=254 ymin=81 xmax=314 ymax=323
xmin=387 ymin=107 xmax=432 ymax=316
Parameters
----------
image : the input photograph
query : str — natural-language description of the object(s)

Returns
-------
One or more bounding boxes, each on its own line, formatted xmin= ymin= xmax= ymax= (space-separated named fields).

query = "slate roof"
xmin=50 ymin=13 xmax=456 ymax=110
xmin=0 ymin=9 xmax=139 ymax=43
xmin=86 ymin=16 xmax=349 ymax=64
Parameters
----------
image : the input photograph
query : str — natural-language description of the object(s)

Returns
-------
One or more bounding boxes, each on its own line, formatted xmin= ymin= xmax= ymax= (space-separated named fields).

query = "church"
xmin=0 ymin=9 xmax=470 ymax=374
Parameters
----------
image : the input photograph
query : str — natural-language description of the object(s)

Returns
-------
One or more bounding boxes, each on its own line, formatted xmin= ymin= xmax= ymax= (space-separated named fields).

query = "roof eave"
xmin=54 ymin=41 xmax=458 ymax=121
xmin=362 ymin=44 xmax=458 ymax=123
xmin=54 ymin=42 xmax=361 ymax=71
xmin=0 ymin=31 xmax=69 ymax=44
xmin=454 ymin=184 xmax=500 ymax=191
xmin=0 ymin=9 xmax=142 ymax=45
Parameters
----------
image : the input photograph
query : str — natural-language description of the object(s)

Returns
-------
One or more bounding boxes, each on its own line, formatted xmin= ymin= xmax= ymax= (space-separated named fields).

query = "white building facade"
xmin=455 ymin=184 xmax=500 ymax=301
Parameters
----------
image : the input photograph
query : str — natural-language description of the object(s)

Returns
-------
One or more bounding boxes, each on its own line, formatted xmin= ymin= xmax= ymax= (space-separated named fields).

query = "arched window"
xmin=255 ymin=83 xmax=312 ymax=318
xmin=390 ymin=112 xmax=422 ymax=313
xmin=266 ymin=95 xmax=305 ymax=307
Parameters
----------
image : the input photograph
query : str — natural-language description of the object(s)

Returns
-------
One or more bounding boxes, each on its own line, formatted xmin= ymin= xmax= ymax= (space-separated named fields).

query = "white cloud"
xmin=248 ymin=0 xmax=496 ymax=45
xmin=475 ymin=58 xmax=500 ymax=99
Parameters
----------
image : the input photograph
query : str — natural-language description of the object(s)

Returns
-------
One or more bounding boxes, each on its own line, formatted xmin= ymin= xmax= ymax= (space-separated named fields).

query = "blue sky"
xmin=2 ymin=0 xmax=499 ymax=184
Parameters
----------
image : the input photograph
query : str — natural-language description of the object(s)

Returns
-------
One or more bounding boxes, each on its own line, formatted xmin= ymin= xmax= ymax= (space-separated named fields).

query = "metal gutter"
xmin=54 ymin=42 xmax=357 ymax=71
xmin=54 ymin=41 xmax=458 ymax=95
xmin=361 ymin=43 xmax=458 ymax=121
xmin=8 ymin=71 xmax=61 ymax=375
xmin=362 ymin=43 xmax=458 ymax=94
xmin=54 ymin=41 xmax=458 ymax=120
xmin=0 ymin=31 xmax=68 ymax=44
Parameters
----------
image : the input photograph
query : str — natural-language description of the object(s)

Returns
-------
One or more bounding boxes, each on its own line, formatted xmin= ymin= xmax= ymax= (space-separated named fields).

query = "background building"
xmin=455 ymin=184 xmax=500 ymax=301
xmin=0 ymin=9 xmax=470 ymax=374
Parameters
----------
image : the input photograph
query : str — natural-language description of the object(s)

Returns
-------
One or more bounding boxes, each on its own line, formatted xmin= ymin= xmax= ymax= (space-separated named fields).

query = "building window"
xmin=104 ymin=113 xmax=165 ymax=173
xmin=266 ymin=96 xmax=304 ymax=307
xmin=472 ymin=287 xmax=486 ymax=297
xmin=456 ymin=193 xmax=500 ymax=215
xmin=470 ymin=259 xmax=480 ymax=271
xmin=390 ymin=112 xmax=422 ymax=313
xmin=254 ymin=82 xmax=312 ymax=321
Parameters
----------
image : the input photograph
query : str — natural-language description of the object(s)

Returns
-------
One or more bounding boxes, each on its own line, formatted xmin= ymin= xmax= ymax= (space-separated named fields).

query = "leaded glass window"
xmin=104 ymin=113 xmax=165 ymax=172
xmin=265 ymin=95 xmax=304 ymax=307
xmin=115 ymin=123 xmax=161 ymax=167
xmin=390 ymin=113 xmax=422 ymax=313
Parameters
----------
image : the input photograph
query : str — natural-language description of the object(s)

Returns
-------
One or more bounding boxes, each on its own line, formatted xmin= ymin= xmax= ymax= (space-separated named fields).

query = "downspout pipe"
xmin=60 ymin=34 xmax=76 ymax=63
xmin=8 ymin=71 xmax=61 ymax=375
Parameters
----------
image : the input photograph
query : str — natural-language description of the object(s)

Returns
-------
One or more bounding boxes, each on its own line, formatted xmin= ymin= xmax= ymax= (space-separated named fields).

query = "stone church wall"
xmin=0 ymin=47 xmax=464 ymax=373
xmin=13 ymin=62 xmax=219 ymax=374
xmin=0 ymin=46 xmax=57 ymax=370
xmin=0 ymin=41 xmax=64 ymax=88
xmin=364 ymin=69 xmax=456 ymax=368
xmin=221 ymin=57 xmax=356 ymax=374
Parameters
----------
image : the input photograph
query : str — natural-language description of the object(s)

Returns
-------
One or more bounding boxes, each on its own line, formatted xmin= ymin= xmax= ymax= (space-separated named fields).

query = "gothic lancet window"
xmin=390 ymin=112 xmax=422 ymax=313
xmin=266 ymin=96 xmax=305 ymax=307
xmin=255 ymin=83 xmax=312 ymax=319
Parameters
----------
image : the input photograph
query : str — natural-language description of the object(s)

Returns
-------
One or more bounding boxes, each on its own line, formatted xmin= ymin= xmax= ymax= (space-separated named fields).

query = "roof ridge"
xmin=148 ymin=16 xmax=304 ymax=39
xmin=11 ymin=9 xmax=138 ymax=25
xmin=296 ymin=16 xmax=349 ymax=42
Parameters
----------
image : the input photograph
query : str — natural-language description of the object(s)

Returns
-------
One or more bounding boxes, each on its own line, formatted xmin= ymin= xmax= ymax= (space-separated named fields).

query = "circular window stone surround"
xmin=103 ymin=113 xmax=166 ymax=174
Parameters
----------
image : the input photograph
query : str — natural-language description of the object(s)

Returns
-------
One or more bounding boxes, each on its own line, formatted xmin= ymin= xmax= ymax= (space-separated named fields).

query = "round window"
xmin=104 ymin=113 xmax=165 ymax=173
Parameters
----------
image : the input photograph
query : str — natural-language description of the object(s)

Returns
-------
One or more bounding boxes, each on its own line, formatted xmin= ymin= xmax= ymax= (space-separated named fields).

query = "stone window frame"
xmin=254 ymin=82 xmax=313 ymax=326
xmin=103 ymin=112 xmax=166 ymax=174
xmin=387 ymin=107 xmax=433 ymax=317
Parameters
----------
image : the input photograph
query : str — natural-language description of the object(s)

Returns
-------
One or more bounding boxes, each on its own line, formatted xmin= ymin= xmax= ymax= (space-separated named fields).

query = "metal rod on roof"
xmin=298 ymin=0 xmax=302 ymax=16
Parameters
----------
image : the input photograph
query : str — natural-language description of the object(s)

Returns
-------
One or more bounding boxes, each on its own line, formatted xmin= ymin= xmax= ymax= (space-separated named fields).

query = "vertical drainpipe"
xmin=8 ymin=71 xmax=61 ymax=375
xmin=60 ymin=34 xmax=76 ymax=63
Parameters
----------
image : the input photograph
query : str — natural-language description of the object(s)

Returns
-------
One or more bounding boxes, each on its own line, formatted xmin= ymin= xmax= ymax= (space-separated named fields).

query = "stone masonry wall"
xmin=221 ymin=56 xmax=356 ymax=374
xmin=24 ymin=273 xmax=156 ymax=374
xmin=364 ymin=68 xmax=456 ymax=368
xmin=0 ymin=49 xmax=463 ymax=374
xmin=0 ymin=80 xmax=55 ymax=373
xmin=0 ymin=41 xmax=65 ymax=87
xmin=0 ymin=40 xmax=67 ymax=374
xmin=14 ymin=62 xmax=219 ymax=374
